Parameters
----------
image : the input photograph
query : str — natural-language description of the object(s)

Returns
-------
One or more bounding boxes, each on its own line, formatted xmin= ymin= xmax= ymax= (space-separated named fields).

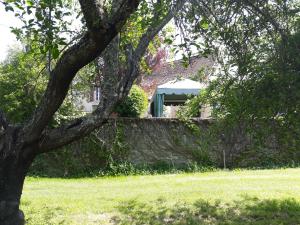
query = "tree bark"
xmin=0 ymin=164 xmax=25 ymax=225
xmin=0 ymin=127 xmax=35 ymax=225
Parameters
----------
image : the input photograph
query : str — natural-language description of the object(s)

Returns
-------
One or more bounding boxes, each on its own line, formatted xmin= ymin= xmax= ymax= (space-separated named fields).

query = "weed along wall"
xmin=30 ymin=118 xmax=300 ymax=176
xmin=94 ymin=118 xmax=300 ymax=169
xmin=95 ymin=118 xmax=214 ymax=167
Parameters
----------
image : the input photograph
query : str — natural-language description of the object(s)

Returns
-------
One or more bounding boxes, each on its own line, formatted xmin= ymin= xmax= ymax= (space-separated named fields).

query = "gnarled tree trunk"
xmin=0 ymin=127 xmax=35 ymax=225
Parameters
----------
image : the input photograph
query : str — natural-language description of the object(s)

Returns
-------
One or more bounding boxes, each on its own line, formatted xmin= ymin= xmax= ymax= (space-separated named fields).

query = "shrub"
xmin=115 ymin=85 xmax=148 ymax=117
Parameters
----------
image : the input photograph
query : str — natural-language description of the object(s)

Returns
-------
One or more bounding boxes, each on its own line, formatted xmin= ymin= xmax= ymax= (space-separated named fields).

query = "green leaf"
xmin=51 ymin=47 xmax=60 ymax=59
xmin=25 ymin=0 xmax=34 ymax=6
xmin=200 ymin=20 xmax=209 ymax=30
xmin=5 ymin=5 xmax=14 ymax=12
xmin=164 ymin=38 xmax=173 ymax=45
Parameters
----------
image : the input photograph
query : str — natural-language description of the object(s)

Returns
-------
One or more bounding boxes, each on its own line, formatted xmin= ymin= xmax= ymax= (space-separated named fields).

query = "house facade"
xmin=81 ymin=56 xmax=214 ymax=118
xmin=81 ymin=87 xmax=101 ymax=113
xmin=139 ymin=56 xmax=214 ymax=118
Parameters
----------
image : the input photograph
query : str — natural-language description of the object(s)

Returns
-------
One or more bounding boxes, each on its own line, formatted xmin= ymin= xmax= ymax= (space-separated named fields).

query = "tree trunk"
xmin=0 ymin=128 xmax=35 ymax=225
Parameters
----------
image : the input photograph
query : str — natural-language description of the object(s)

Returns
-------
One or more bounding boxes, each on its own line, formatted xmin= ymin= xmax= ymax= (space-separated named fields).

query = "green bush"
xmin=115 ymin=85 xmax=148 ymax=117
xmin=29 ymin=135 xmax=108 ymax=177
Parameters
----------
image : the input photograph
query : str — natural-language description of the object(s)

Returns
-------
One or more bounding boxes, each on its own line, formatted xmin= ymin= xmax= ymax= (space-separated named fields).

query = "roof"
xmin=156 ymin=78 xmax=205 ymax=95
xmin=139 ymin=56 xmax=214 ymax=96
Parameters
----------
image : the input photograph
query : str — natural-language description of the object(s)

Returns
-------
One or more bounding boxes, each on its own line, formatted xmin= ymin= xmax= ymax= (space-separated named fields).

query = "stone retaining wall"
xmin=94 ymin=118 xmax=300 ymax=168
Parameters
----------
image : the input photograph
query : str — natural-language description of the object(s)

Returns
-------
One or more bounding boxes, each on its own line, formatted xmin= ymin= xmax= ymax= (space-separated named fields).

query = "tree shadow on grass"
xmin=22 ymin=200 xmax=66 ymax=225
xmin=112 ymin=196 xmax=300 ymax=225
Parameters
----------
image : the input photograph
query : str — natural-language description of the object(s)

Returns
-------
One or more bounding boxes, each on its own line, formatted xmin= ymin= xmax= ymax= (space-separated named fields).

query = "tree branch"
xmin=242 ymin=0 xmax=287 ymax=39
xmin=0 ymin=110 xmax=8 ymax=130
xmin=22 ymin=0 xmax=140 ymax=145
xmin=79 ymin=0 xmax=107 ymax=33
xmin=119 ymin=0 xmax=186 ymax=95
xmin=135 ymin=0 xmax=185 ymax=61
xmin=38 ymin=0 xmax=186 ymax=153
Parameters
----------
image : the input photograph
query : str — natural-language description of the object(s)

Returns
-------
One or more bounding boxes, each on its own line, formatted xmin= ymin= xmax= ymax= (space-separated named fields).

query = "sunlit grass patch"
xmin=22 ymin=168 xmax=300 ymax=224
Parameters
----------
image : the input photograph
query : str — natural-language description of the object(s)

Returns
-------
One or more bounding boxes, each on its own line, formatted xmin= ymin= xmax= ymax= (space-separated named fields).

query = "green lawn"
xmin=22 ymin=168 xmax=300 ymax=224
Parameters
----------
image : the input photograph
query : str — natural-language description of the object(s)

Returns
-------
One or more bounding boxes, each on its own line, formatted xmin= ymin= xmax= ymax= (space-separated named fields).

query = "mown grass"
xmin=22 ymin=168 xmax=300 ymax=224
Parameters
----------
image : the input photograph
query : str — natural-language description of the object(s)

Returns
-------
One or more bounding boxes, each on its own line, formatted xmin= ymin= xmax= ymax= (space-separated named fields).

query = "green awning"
xmin=153 ymin=78 xmax=204 ymax=117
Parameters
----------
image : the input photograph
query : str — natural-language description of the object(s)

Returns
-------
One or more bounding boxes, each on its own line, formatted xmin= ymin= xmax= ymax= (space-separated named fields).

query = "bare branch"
xmin=135 ymin=0 xmax=185 ymax=60
xmin=79 ymin=0 xmax=107 ymax=33
xmin=38 ymin=115 xmax=107 ymax=152
xmin=121 ymin=0 xmax=186 ymax=94
xmin=80 ymin=0 xmax=140 ymax=41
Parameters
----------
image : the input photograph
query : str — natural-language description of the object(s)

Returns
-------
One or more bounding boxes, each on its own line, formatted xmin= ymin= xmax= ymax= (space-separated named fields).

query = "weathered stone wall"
xmin=95 ymin=118 xmax=300 ymax=168
xmin=31 ymin=118 xmax=300 ymax=176
xmin=96 ymin=118 xmax=213 ymax=166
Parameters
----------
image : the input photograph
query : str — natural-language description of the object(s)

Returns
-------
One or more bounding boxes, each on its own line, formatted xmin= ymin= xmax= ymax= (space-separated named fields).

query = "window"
xmin=95 ymin=87 xmax=101 ymax=101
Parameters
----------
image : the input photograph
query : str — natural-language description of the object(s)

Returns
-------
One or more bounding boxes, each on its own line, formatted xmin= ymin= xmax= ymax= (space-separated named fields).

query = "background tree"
xmin=176 ymin=0 xmax=300 ymax=152
xmin=0 ymin=47 xmax=83 ymax=125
